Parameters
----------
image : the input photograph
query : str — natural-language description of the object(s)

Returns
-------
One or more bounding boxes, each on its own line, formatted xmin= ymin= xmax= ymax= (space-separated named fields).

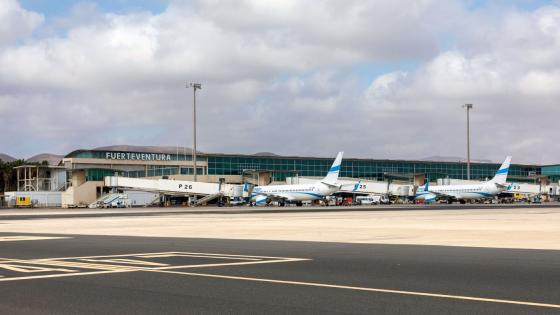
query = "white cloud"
xmin=0 ymin=0 xmax=43 ymax=46
xmin=1 ymin=1 xmax=560 ymax=164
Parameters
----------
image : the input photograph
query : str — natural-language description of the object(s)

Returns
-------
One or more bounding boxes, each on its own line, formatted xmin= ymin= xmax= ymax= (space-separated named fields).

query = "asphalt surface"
xmin=1 ymin=203 xmax=559 ymax=220
xmin=0 ymin=233 xmax=558 ymax=314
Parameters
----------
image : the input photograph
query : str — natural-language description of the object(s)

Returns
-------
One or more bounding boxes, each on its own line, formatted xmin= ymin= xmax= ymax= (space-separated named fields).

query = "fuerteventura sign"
xmin=105 ymin=152 xmax=172 ymax=161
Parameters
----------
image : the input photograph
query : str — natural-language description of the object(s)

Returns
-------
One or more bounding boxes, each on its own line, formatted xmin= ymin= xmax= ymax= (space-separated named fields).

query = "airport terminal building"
xmin=62 ymin=148 xmax=541 ymax=183
xmin=7 ymin=147 xmax=560 ymax=207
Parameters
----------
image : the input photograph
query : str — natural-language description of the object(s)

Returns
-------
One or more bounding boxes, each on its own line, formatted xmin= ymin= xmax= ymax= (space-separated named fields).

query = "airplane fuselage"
xmin=416 ymin=182 xmax=504 ymax=201
xmin=251 ymin=182 xmax=339 ymax=204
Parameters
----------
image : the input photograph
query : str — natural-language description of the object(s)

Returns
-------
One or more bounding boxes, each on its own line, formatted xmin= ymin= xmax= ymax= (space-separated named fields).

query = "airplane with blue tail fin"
xmin=246 ymin=152 xmax=344 ymax=206
xmin=415 ymin=156 xmax=512 ymax=203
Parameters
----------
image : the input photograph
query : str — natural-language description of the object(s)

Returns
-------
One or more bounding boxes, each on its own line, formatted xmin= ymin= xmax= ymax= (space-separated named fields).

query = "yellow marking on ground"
xmin=0 ymin=236 xmax=71 ymax=242
xmin=149 ymin=270 xmax=560 ymax=310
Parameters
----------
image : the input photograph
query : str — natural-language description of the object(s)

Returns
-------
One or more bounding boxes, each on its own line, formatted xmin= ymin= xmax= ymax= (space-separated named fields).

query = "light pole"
xmin=462 ymin=104 xmax=473 ymax=180
xmin=188 ymin=82 xmax=201 ymax=182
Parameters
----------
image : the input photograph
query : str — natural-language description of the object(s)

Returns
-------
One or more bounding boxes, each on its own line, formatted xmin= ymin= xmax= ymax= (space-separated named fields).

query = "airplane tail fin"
xmin=418 ymin=178 xmax=429 ymax=192
xmin=322 ymin=152 xmax=343 ymax=185
xmin=489 ymin=156 xmax=512 ymax=185
xmin=353 ymin=179 xmax=362 ymax=192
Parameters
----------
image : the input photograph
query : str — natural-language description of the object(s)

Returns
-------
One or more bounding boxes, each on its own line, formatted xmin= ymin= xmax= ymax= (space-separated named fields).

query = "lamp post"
xmin=188 ymin=82 xmax=201 ymax=182
xmin=462 ymin=104 xmax=473 ymax=180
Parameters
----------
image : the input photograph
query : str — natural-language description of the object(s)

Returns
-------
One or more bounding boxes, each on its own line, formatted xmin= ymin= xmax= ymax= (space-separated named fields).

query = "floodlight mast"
xmin=462 ymin=104 xmax=473 ymax=180
xmin=188 ymin=82 xmax=202 ymax=182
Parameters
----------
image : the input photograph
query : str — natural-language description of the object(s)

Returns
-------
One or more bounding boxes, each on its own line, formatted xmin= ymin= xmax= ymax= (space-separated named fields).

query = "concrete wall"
xmin=73 ymin=181 xmax=103 ymax=205
xmin=5 ymin=191 xmax=62 ymax=207
xmin=123 ymin=190 xmax=160 ymax=206
xmin=61 ymin=187 xmax=74 ymax=207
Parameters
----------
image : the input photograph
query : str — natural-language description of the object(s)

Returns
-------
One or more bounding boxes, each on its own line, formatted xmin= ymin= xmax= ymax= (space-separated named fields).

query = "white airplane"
xmin=415 ymin=156 xmax=512 ymax=203
xmin=247 ymin=152 xmax=345 ymax=206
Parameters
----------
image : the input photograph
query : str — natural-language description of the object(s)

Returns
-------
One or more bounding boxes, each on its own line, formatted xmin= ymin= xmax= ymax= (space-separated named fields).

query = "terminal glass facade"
xmin=67 ymin=150 xmax=541 ymax=183
xmin=542 ymin=165 xmax=560 ymax=182
xmin=85 ymin=169 xmax=123 ymax=181
xmin=207 ymin=155 xmax=539 ymax=182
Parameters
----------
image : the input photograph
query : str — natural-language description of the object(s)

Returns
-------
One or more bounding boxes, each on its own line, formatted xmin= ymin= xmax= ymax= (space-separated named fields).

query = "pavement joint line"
xmin=147 ymin=270 xmax=560 ymax=310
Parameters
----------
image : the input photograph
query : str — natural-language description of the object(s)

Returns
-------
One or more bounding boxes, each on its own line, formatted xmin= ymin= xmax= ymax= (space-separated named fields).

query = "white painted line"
xmin=136 ymin=253 xmax=262 ymax=261
xmin=0 ymin=252 xmax=308 ymax=282
xmin=0 ymin=264 xmax=75 ymax=273
xmin=149 ymin=270 xmax=560 ymax=310
xmin=0 ymin=236 xmax=71 ymax=242
xmin=80 ymin=258 xmax=169 ymax=267
xmin=151 ymin=258 xmax=309 ymax=271
xmin=0 ymin=269 xmax=132 ymax=282
xmin=30 ymin=260 xmax=144 ymax=271
xmin=0 ymin=251 xmax=299 ymax=262
xmin=137 ymin=251 xmax=306 ymax=260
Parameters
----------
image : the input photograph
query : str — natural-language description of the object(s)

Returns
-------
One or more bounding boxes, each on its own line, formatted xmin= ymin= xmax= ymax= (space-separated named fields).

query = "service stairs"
xmin=193 ymin=193 xmax=223 ymax=206
xmin=89 ymin=193 xmax=127 ymax=208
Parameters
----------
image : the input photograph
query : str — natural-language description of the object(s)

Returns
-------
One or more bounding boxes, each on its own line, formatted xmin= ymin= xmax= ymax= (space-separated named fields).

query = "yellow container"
xmin=15 ymin=197 xmax=32 ymax=207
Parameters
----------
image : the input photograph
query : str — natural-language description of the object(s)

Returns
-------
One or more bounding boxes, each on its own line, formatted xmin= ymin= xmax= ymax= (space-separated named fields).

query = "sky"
xmin=1 ymin=0 xmax=560 ymax=164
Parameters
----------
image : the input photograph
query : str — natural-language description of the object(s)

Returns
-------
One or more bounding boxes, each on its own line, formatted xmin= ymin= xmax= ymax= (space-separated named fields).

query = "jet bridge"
xmin=104 ymin=176 xmax=244 ymax=199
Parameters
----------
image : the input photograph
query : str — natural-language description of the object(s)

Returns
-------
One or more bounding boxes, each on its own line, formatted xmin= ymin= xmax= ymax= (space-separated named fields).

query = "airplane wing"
xmin=426 ymin=190 xmax=461 ymax=199
xmin=252 ymin=192 xmax=294 ymax=201
xmin=495 ymin=183 xmax=508 ymax=190
xmin=500 ymin=183 xmax=537 ymax=195
xmin=321 ymin=181 xmax=342 ymax=187
xmin=337 ymin=180 xmax=361 ymax=193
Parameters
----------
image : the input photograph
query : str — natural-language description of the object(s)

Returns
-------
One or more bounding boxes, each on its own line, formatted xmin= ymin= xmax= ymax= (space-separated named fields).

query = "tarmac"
xmin=0 ymin=233 xmax=559 ymax=314
xmin=0 ymin=204 xmax=559 ymax=314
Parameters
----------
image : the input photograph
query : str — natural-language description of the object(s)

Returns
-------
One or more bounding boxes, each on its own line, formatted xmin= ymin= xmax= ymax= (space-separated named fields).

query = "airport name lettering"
xmin=105 ymin=152 xmax=172 ymax=161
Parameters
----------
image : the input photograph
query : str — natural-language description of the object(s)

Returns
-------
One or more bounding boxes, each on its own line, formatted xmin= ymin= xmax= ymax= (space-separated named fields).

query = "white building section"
xmin=104 ymin=176 xmax=242 ymax=197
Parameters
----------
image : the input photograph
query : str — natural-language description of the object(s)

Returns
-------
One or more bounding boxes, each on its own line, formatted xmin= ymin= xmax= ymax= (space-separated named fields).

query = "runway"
xmin=0 ymin=233 xmax=558 ymax=314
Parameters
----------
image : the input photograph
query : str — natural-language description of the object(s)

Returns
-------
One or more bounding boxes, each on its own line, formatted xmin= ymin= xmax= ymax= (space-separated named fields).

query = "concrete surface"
xmin=2 ymin=207 xmax=559 ymax=250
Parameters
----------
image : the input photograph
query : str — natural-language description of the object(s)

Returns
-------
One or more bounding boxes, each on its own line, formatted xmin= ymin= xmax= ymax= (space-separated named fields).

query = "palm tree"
xmin=0 ymin=159 xmax=26 ymax=192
